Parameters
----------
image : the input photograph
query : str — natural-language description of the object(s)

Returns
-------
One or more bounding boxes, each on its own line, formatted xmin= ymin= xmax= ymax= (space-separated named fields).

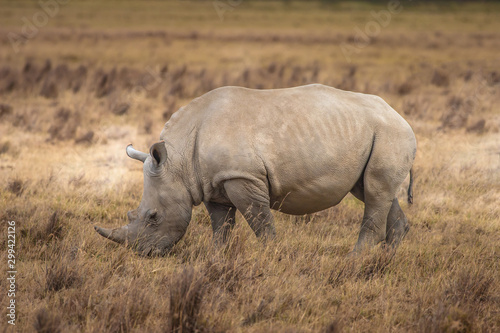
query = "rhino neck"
xmin=161 ymin=128 xmax=204 ymax=207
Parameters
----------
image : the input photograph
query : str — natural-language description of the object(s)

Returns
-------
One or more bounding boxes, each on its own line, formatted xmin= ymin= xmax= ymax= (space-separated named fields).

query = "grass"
xmin=1 ymin=0 xmax=499 ymax=332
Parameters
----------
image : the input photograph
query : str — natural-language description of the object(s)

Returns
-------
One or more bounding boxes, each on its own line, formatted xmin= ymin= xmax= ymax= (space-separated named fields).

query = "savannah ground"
xmin=0 ymin=0 xmax=499 ymax=332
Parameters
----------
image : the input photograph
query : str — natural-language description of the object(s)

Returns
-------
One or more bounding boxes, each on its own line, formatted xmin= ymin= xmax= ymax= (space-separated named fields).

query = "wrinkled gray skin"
xmin=95 ymin=84 xmax=417 ymax=256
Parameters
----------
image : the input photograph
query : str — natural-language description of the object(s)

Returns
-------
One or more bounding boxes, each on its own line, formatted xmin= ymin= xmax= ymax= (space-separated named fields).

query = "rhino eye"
xmin=147 ymin=209 xmax=158 ymax=221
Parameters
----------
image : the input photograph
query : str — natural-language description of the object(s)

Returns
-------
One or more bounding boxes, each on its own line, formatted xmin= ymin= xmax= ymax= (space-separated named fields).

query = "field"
xmin=1 ymin=0 xmax=499 ymax=332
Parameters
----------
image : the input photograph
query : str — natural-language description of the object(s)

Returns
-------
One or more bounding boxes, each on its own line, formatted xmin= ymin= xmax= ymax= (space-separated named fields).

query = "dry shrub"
xmin=204 ymin=256 xmax=249 ymax=294
xmin=0 ymin=141 xmax=10 ymax=154
xmin=112 ymin=102 xmax=130 ymax=115
xmin=242 ymin=291 xmax=300 ymax=327
xmin=48 ymin=108 xmax=80 ymax=141
xmin=40 ymin=80 xmax=58 ymax=99
xmin=74 ymin=130 xmax=94 ymax=145
xmin=27 ymin=212 xmax=66 ymax=245
xmin=418 ymin=302 xmax=474 ymax=333
xmin=0 ymin=103 xmax=13 ymax=118
xmin=163 ymin=96 xmax=178 ymax=121
xmin=7 ymin=178 xmax=26 ymax=197
xmin=71 ymin=65 xmax=88 ymax=93
xmin=242 ymin=295 xmax=276 ymax=326
xmin=171 ymin=65 xmax=187 ymax=81
xmin=143 ymin=118 xmax=153 ymax=134
xmin=402 ymin=96 xmax=430 ymax=119
xmin=168 ymin=267 xmax=205 ymax=333
xmin=431 ymin=69 xmax=450 ymax=87
xmin=338 ymin=66 xmax=357 ymax=91
xmin=487 ymin=71 xmax=500 ymax=85
xmin=322 ymin=321 xmax=341 ymax=333
xmin=440 ymin=96 xmax=472 ymax=130
xmin=95 ymin=68 xmax=117 ymax=98
xmin=33 ymin=308 xmax=63 ymax=333
xmin=328 ymin=249 xmax=395 ymax=287
xmin=202 ymin=233 xmax=254 ymax=293
xmin=100 ymin=287 xmax=153 ymax=333
xmin=45 ymin=251 xmax=82 ymax=292
xmin=446 ymin=269 xmax=493 ymax=304
xmin=466 ymin=119 xmax=486 ymax=133
xmin=397 ymin=81 xmax=413 ymax=95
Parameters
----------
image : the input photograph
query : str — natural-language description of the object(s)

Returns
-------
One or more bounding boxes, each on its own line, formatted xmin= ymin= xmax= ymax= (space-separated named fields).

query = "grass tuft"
xmin=168 ymin=267 xmax=206 ymax=333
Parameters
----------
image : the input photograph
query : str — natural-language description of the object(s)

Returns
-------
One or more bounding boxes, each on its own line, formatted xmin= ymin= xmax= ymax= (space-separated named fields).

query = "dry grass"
xmin=1 ymin=1 xmax=499 ymax=332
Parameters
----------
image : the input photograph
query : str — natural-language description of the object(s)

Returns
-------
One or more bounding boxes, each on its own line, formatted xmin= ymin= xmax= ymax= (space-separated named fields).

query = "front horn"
xmin=126 ymin=144 xmax=148 ymax=162
xmin=94 ymin=225 xmax=129 ymax=244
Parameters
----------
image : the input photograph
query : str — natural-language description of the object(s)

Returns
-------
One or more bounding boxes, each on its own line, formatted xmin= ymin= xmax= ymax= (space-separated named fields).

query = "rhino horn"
xmin=94 ymin=225 xmax=129 ymax=244
xmin=126 ymin=144 xmax=148 ymax=163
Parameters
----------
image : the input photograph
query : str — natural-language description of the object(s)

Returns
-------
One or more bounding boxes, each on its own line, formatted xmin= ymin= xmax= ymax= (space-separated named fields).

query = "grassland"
xmin=0 ymin=1 xmax=499 ymax=332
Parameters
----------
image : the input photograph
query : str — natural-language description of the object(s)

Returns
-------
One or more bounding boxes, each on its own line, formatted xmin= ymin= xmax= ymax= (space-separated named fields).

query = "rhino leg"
xmin=351 ymin=184 xmax=409 ymax=249
xmin=224 ymin=179 xmax=276 ymax=239
xmin=204 ymin=201 xmax=236 ymax=243
xmin=384 ymin=198 xmax=409 ymax=248
xmin=351 ymin=178 xmax=389 ymax=250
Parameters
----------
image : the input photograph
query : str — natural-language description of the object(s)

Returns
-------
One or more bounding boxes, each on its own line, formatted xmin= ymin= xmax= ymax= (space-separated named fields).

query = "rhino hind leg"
xmin=351 ymin=184 xmax=410 ymax=249
xmin=351 ymin=143 xmax=412 ymax=253
xmin=384 ymin=198 xmax=410 ymax=248
xmin=204 ymin=201 xmax=236 ymax=244
xmin=224 ymin=179 xmax=276 ymax=239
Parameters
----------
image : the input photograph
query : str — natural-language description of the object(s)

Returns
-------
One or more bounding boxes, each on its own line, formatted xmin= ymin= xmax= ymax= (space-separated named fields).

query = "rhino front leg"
xmin=224 ymin=179 xmax=276 ymax=239
xmin=205 ymin=201 xmax=236 ymax=244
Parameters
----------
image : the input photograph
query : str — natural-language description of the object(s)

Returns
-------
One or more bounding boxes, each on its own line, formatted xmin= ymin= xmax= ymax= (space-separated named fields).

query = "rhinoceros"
xmin=95 ymin=84 xmax=416 ymax=256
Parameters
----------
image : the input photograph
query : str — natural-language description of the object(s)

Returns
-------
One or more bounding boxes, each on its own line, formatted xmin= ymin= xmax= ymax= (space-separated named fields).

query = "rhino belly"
xmin=269 ymin=176 xmax=352 ymax=215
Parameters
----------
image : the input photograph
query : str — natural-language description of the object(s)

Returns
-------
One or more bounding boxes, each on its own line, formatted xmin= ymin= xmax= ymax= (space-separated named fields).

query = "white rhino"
xmin=95 ymin=84 xmax=416 ymax=256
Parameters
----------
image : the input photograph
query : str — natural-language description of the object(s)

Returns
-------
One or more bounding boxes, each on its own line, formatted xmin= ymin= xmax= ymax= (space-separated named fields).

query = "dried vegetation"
xmin=0 ymin=1 xmax=499 ymax=332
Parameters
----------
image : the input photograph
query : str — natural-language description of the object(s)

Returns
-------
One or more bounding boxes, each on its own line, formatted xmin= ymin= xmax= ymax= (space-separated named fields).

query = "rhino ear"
xmin=150 ymin=141 xmax=167 ymax=167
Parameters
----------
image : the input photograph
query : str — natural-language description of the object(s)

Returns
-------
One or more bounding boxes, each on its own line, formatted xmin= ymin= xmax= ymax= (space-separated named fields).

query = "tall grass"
xmin=1 ymin=1 xmax=499 ymax=332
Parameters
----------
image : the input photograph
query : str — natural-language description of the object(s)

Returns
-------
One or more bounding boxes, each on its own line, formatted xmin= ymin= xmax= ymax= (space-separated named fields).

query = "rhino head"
xmin=95 ymin=142 xmax=193 ymax=256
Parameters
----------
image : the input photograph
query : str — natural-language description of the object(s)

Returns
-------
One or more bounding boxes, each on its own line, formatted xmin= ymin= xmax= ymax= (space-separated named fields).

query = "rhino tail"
xmin=407 ymin=168 xmax=414 ymax=204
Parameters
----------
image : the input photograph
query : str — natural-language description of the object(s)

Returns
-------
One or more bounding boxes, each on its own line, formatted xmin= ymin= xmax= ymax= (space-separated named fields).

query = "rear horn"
xmin=126 ymin=144 xmax=148 ymax=163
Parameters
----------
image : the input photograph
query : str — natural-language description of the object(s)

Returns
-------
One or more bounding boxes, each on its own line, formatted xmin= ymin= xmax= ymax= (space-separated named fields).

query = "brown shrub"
xmin=168 ymin=267 xmax=205 ymax=333
xmin=242 ymin=296 xmax=276 ymax=326
xmin=162 ymin=96 xmax=178 ymax=121
xmin=338 ymin=66 xmax=357 ymax=91
xmin=328 ymin=249 xmax=395 ymax=287
xmin=40 ymin=80 xmax=59 ymax=99
xmin=7 ymin=178 xmax=26 ymax=197
xmin=204 ymin=256 xmax=248 ymax=294
xmin=100 ymin=287 xmax=153 ymax=333
xmin=0 ymin=103 xmax=13 ymax=118
xmin=0 ymin=141 xmax=10 ymax=154
xmin=466 ymin=119 xmax=486 ymax=133
xmin=431 ymin=69 xmax=450 ymax=87
xmin=446 ymin=269 xmax=493 ymax=304
xmin=397 ymin=81 xmax=413 ymax=95
xmin=45 ymin=252 xmax=81 ymax=292
xmin=75 ymin=130 xmax=95 ymax=145
xmin=171 ymin=65 xmax=187 ymax=81
xmin=112 ymin=102 xmax=130 ymax=115
xmin=488 ymin=71 xmax=500 ymax=85
xmin=33 ymin=308 xmax=63 ymax=333
xmin=71 ymin=65 xmax=88 ymax=93
xmin=417 ymin=303 xmax=475 ymax=333
xmin=25 ymin=212 xmax=66 ymax=246
xmin=95 ymin=68 xmax=117 ymax=98
xmin=440 ymin=96 xmax=472 ymax=130
xmin=323 ymin=321 xmax=342 ymax=333
xmin=36 ymin=60 xmax=52 ymax=83
xmin=48 ymin=108 xmax=80 ymax=141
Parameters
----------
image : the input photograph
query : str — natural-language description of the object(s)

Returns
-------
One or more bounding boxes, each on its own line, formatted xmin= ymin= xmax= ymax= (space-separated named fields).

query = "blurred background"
xmin=1 ymin=1 xmax=499 ymax=332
